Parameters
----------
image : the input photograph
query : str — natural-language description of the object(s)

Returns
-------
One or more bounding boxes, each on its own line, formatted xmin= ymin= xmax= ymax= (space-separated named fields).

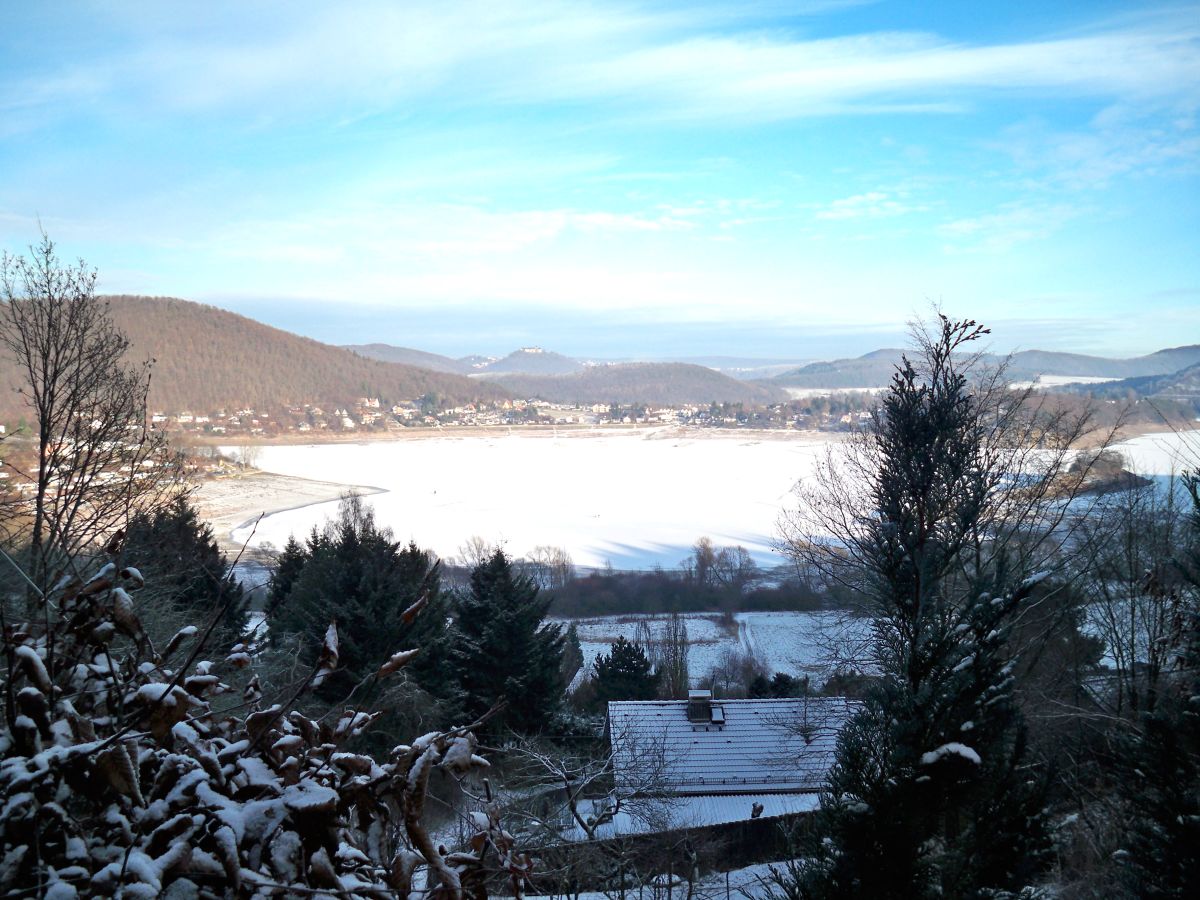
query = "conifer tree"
xmin=451 ymin=549 xmax=565 ymax=735
xmin=777 ymin=317 xmax=1053 ymax=898
xmin=561 ymin=623 xmax=584 ymax=688
xmin=122 ymin=494 xmax=248 ymax=647
xmin=267 ymin=495 xmax=456 ymax=710
xmin=265 ymin=533 xmax=310 ymax=617
xmin=592 ymin=636 xmax=660 ymax=707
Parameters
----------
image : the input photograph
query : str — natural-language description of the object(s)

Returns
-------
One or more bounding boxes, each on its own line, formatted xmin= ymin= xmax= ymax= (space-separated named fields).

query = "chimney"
xmin=687 ymin=689 xmax=712 ymax=723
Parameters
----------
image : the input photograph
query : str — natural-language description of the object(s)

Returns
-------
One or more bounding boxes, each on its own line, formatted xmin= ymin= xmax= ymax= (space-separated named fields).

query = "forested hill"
xmin=0 ymin=296 xmax=508 ymax=421
xmin=1080 ymin=362 xmax=1200 ymax=403
xmin=773 ymin=345 xmax=1200 ymax=388
xmin=486 ymin=363 xmax=789 ymax=406
xmin=771 ymin=349 xmax=906 ymax=389
xmin=343 ymin=343 xmax=471 ymax=375
xmin=480 ymin=348 xmax=583 ymax=376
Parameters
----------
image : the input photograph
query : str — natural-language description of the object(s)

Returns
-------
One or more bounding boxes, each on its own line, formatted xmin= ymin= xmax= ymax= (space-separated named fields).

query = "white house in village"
xmin=599 ymin=690 xmax=856 ymax=837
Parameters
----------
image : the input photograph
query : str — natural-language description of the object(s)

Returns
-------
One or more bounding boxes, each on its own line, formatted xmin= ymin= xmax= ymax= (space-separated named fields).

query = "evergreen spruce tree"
xmin=267 ymin=495 xmax=456 ymax=712
xmin=123 ymin=495 xmax=248 ymax=647
xmin=451 ymin=549 xmax=565 ymax=735
xmin=750 ymin=672 xmax=804 ymax=698
xmin=748 ymin=673 xmax=773 ymax=698
xmin=778 ymin=317 xmax=1051 ymax=899
xmin=265 ymin=533 xmax=310 ymax=618
xmin=592 ymin=636 xmax=660 ymax=707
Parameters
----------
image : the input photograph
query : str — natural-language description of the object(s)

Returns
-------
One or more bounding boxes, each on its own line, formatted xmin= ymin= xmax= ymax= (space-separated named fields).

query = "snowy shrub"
xmin=0 ymin=537 xmax=531 ymax=898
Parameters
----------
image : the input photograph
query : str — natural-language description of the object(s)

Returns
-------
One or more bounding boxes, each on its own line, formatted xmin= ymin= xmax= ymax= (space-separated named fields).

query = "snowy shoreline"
xmin=193 ymin=471 xmax=386 ymax=553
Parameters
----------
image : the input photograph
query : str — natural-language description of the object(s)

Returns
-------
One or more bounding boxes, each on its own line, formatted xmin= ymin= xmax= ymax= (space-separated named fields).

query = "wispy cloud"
xmin=4 ymin=3 xmax=1198 ymax=130
xmin=993 ymin=109 xmax=1200 ymax=190
xmin=815 ymin=190 xmax=928 ymax=221
xmin=1 ymin=2 xmax=1196 ymax=358
xmin=938 ymin=201 xmax=1085 ymax=253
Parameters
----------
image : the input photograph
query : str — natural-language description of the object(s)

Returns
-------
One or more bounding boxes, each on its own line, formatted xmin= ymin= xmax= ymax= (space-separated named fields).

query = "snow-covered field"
xmin=1009 ymin=375 xmax=1120 ymax=389
xmin=558 ymin=611 xmax=870 ymax=689
xmin=783 ymin=386 xmax=886 ymax=398
xmin=225 ymin=430 xmax=838 ymax=569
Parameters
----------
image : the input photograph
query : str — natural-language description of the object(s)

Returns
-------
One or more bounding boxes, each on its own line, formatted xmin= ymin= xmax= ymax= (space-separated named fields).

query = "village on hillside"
xmin=144 ymin=395 xmax=877 ymax=438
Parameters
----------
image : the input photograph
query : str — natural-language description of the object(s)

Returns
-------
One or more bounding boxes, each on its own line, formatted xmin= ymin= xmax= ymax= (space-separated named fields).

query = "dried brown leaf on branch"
xmin=0 ymin=547 xmax=524 ymax=898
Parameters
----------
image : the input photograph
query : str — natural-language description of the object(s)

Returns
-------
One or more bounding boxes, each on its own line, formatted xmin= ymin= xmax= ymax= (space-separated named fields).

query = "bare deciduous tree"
xmin=685 ymin=536 xmax=717 ymax=588
xmin=637 ymin=612 xmax=691 ymax=699
xmin=457 ymin=534 xmax=495 ymax=570
xmin=234 ymin=443 xmax=261 ymax=471
xmin=712 ymin=544 xmax=758 ymax=595
xmin=1 ymin=234 xmax=185 ymax=595
xmin=506 ymin=726 xmax=676 ymax=844
xmin=1079 ymin=474 xmax=1197 ymax=717
xmin=524 ymin=544 xmax=576 ymax=591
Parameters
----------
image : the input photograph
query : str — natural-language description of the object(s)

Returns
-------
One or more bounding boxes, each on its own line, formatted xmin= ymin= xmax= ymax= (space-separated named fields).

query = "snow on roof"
xmin=608 ymin=697 xmax=857 ymax=795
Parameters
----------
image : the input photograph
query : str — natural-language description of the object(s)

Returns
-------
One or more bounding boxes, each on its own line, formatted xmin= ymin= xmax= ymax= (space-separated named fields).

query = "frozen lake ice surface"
xmin=224 ymin=428 xmax=1199 ymax=571
xmin=226 ymin=430 xmax=839 ymax=570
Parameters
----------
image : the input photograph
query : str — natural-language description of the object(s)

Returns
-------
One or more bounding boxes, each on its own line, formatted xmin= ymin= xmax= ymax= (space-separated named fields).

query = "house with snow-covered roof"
xmin=599 ymin=690 xmax=857 ymax=837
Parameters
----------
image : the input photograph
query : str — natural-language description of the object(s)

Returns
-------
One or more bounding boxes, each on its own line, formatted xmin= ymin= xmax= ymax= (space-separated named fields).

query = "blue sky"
xmin=1 ymin=1 xmax=1197 ymax=359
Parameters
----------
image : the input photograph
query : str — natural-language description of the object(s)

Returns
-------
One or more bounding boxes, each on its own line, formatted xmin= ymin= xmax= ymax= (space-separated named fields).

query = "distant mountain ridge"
xmin=653 ymin=355 xmax=816 ymax=380
xmin=773 ymin=345 xmax=1200 ymax=389
xmin=1006 ymin=346 xmax=1200 ymax=378
xmin=350 ymin=343 xmax=582 ymax=376
xmin=353 ymin=342 xmax=814 ymax=381
xmin=486 ymin=363 xmax=789 ymax=406
xmin=342 ymin=342 xmax=790 ymax=404
xmin=344 ymin=343 xmax=470 ymax=374
xmin=5 ymin=298 xmax=1192 ymax=423
xmin=0 ymin=296 xmax=507 ymax=422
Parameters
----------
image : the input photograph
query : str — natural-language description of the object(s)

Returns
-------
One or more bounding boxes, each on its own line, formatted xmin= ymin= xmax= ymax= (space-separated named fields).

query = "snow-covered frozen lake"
xmin=1109 ymin=429 xmax=1200 ymax=477
xmin=226 ymin=430 xmax=838 ymax=569
xmin=224 ymin=428 xmax=1199 ymax=571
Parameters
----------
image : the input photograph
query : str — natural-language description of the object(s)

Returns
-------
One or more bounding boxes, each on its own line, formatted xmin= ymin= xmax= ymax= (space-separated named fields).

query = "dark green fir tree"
xmin=592 ymin=636 xmax=660 ymax=707
xmin=450 ymin=549 xmax=565 ymax=735
xmin=122 ymin=495 xmax=248 ymax=648
xmin=775 ymin=317 xmax=1051 ymax=899
xmin=267 ymin=495 xmax=456 ymax=714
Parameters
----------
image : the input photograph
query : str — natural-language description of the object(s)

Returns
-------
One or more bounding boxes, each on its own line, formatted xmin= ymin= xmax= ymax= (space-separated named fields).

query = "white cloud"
xmin=993 ymin=109 xmax=1200 ymax=190
xmin=938 ymin=201 xmax=1084 ymax=253
xmin=4 ymin=3 xmax=1198 ymax=128
xmin=815 ymin=190 xmax=927 ymax=220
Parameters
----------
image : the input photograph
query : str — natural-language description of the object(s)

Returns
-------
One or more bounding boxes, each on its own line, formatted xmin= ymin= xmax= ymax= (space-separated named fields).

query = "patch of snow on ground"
xmin=1009 ymin=375 xmax=1120 ymax=389
xmin=559 ymin=611 xmax=870 ymax=690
